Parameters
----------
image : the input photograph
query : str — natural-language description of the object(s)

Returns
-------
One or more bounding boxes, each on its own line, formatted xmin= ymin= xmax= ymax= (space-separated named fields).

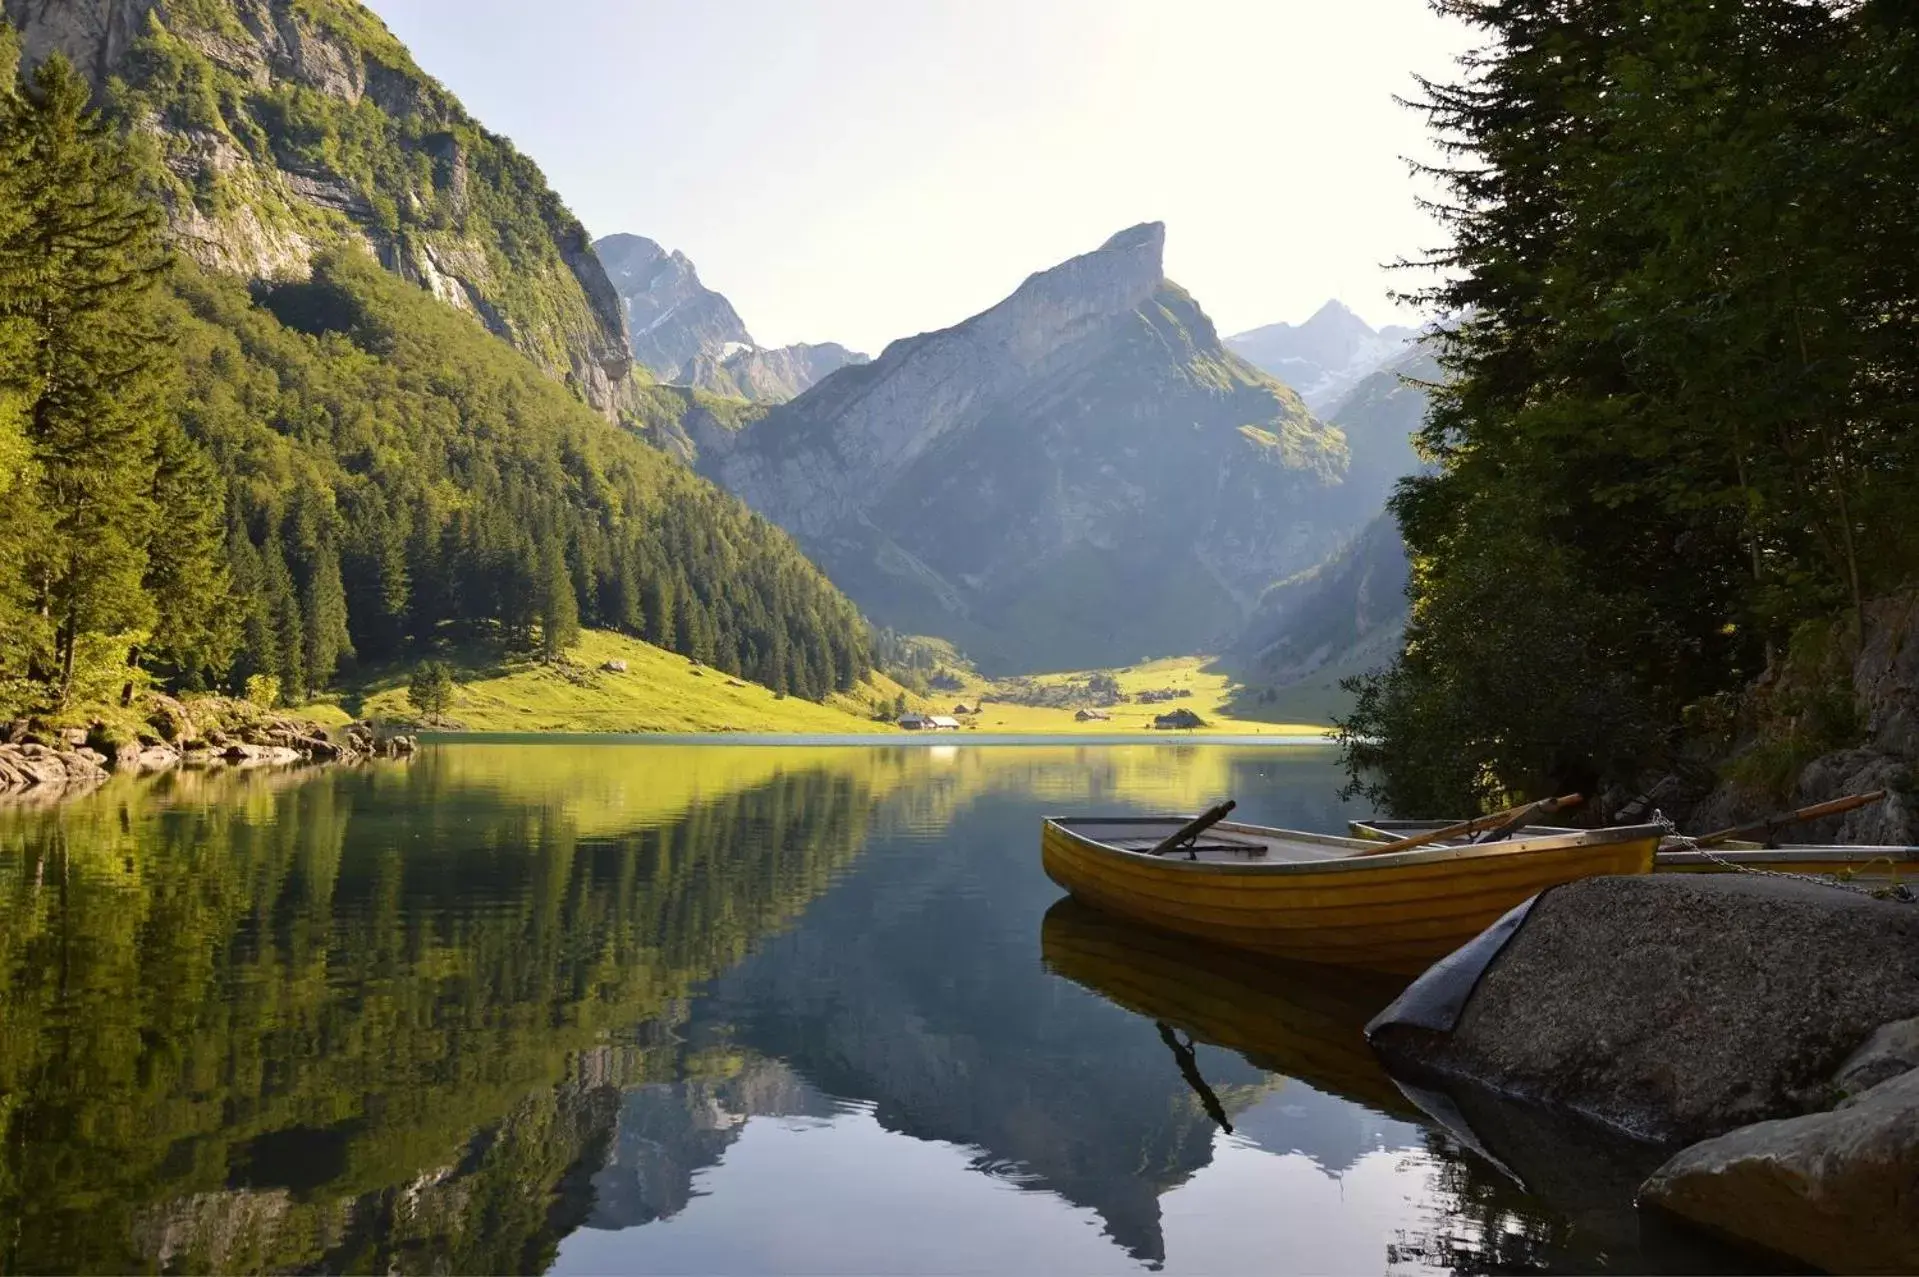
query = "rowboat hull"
xmin=1350 ymin=818 xmax=1918 ymax=880
xmin=1041 ymin=817 xmax=1660 ymax=974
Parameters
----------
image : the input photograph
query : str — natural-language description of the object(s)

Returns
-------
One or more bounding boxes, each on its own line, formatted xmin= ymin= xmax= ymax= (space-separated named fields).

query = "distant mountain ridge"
xmin=596 ymin=233 xmax=755 ymax=379
xmin=1227 ymin=301 xmax=1417 ymax=413
xmin=595 ymin=232 xmax=868 ymax=403
xmin=693 ymin=223 xmax=1360 ymax=673
xmin=678 ymin=341 xmax=870 ymax=403
xmin=1229 ymin=342 xmax=1438 ymax=697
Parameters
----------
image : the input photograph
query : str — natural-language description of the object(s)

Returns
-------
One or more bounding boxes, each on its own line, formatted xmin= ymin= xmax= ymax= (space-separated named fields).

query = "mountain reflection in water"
xmin=0 ymin=742 xmax=1759 ymax=1274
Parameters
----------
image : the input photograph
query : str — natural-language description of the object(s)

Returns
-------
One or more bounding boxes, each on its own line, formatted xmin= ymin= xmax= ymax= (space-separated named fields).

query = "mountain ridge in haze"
xmin=596 ymin=232 xmax=869 ymax=403
xmin=1226 ymin=301 xmax=1417 ymax=413
xmin=693 ymin=222 xmax=1366 ymax=673
xmin=1228 ymin=341 xmax=1438 ymax=708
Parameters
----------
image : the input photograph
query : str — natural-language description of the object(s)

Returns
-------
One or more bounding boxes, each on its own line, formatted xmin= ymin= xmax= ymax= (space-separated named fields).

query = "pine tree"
xmin=0 ymin=26 xmax=42 ymax=702
xmin=7 ymin=55 xmax=173 ymax=702
xmin=142 ymin=418 xmax=234 ymax=688
xmin=226 ymin=522 xmax=272 ymax=692
xmin=263 ymin=532 xmax=306 ymax=703
xmin=301 ymin=545 xmax=352 ymax=698
xmin=537 ymin=535 xmax=578 ymax=660
xmin=643 ymin=573 xmax=676 ymax=650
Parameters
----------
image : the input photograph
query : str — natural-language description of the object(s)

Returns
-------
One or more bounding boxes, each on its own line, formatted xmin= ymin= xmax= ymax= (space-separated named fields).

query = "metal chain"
xmin=1653 ymin=811 xmax=1914 ymax=902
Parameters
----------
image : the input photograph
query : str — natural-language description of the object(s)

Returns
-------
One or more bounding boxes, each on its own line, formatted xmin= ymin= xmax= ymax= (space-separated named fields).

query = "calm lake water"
xmin=0 ymin=742 xmax=1752 ymax=1274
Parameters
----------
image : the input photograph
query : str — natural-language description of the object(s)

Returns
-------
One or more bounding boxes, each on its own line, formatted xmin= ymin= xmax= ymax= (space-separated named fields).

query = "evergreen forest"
xmin=0 ymin=34 xmax=871 ymax=718
xmin=1341 ymin=0 xmax=1919 ymax=811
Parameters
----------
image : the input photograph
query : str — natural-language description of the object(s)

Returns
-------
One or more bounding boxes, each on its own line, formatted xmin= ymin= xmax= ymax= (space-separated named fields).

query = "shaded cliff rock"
xmin=596 ymin=232 xmax=754 ymax=380
xmin=1370 ymin=874 xmax=1919 ymax=1146
xmin=1687 ymin=589 xmax=1919 ymax=845
xmin=696 ymin=223 xmax=1352 ymax=673
xmin=1225 ymin=300 xmax=1418 ymax=413
xmin=678 ymin=340 xmax=869 ymax=404
xmin=5 ymin=0 xmax=639 ymax=416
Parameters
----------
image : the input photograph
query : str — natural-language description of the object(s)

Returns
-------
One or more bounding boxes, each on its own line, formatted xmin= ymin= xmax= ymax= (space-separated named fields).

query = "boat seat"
xmin=1107 ymin=834 xmax=1268 ymax=856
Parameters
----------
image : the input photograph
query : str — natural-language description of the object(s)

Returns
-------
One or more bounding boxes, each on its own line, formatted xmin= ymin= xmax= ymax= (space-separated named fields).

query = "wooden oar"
xmin=1355 ymin=793 xmax=1584 ymax=857
xmin=1472 ymin=792 xmax=1586 ymax=844
xmin=1694 ymin=789 xmax=1887 ymax=848
xmin=1150 ymin=800 xmax=1237 ymax=857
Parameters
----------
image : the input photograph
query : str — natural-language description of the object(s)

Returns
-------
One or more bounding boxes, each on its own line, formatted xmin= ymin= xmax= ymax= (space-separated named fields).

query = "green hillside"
xmin=350 ymin=629 xmax=914 ymax=735
xmin=88 ymin=0 xmax=636 ymax=406
xmin=0 ymin=40 xmax=872 ymax=721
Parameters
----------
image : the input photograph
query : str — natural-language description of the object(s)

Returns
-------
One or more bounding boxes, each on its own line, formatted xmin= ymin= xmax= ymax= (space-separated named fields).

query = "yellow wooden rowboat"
xmin=1348 ymin=818 xmax=1919 ymax=880
xmin=1040 ymin=815 xmax=1661 ymax=974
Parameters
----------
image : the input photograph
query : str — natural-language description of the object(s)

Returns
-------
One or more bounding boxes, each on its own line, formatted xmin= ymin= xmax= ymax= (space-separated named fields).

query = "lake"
xmin=0 ymin=741 xmax=1753 ymax=1274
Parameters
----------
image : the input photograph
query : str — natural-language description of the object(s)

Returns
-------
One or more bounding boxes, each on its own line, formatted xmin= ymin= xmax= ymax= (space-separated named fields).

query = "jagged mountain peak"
xmin=1302 ymin=298 xmax=1371 ymax=335
xmin=593 ymin=232 xmax=754 ymax=376
xmin=693 ymin=226 xmax=1355 ymax=673
xmin=996 ymin=221 xmax=1165 ymax=322
xmin=594 ymin=231 xmax=868 ymax=401
xmin=1099 ymin=220 xmax=1166 ymax=255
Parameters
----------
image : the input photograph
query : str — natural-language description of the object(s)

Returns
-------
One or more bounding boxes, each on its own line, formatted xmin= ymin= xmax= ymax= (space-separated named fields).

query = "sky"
xmin=362 ymin=0 xmax=1477 ymax=354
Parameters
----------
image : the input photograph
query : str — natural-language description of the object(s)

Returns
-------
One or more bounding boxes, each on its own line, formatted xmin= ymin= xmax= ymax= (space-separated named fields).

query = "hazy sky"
xmin=363 ymin=0 xmax=1475 ymax=354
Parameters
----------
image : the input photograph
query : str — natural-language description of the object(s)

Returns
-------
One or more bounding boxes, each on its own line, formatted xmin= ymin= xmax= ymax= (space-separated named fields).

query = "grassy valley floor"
xmin=331 ymin=633 xmax=1331 ymax=737
xmin=941 ymin=657 xmax=1329 ymax=737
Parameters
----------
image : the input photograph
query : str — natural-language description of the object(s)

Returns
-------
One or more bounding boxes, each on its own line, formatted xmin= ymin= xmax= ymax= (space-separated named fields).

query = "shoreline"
xmin=0 ymin=703 xmax=418 ymax=806
xmin=415 ymin=730 xmax=1338 ymax=747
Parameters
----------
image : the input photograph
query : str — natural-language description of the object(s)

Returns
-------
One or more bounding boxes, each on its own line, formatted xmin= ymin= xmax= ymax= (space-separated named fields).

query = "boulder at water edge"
xmin=1640 ymin=1065 xmax=1919 ymax=1273
xmin=1368 ymin=874 xmax=1919 ymax=1144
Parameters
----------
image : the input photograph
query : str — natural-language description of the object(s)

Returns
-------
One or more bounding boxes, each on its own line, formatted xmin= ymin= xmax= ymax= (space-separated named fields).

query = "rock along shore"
xmin=1369 ymin=873 xmax=1919 ymax=1272
xmin=0 ymin=694 xmax=416 ymax=803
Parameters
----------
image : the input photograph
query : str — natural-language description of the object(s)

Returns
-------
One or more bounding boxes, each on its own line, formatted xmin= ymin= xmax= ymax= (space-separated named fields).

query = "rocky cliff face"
xmin=596 ymin=232 xmax=868 ymax=403
xmin=1227 ymin=300 xmax=1417 ymax=413
xmin=1687 ymin=589 xmax=1919 ymax=845
xmin=695 ymin=223 xmax=1352 ymax=672
xmin=596 ymin=232 xmax=754 ymax=380
xmin=677 ymin=340 xmax=867 ymax=403
xmin=5 ymin=0 xmax=639 ymax=416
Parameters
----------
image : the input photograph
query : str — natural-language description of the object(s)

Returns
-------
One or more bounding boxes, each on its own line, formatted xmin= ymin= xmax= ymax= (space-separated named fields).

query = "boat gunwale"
xmin=1350 ymin=819 xmax=1917 ymax=863
xmin=1043 ymin=816 xmax=1666 ymax=877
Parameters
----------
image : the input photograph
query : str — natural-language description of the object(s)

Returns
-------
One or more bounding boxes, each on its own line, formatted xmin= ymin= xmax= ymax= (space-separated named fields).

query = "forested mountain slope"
xmin=0 ymin=15 xmax=873 ymax=718
xmin=695 ymin=223 xmax=1354 ymax=673
xmin=3 ymin=0 xmax=641 ymax=415
xmin=174 ymin=253 xmax=871 ymax=700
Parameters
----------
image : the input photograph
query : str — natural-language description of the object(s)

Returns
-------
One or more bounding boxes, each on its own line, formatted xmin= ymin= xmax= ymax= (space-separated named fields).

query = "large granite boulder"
xmin=1369 ymin=874 xmax=1919 ymax=1144
xmin=1640 ymin=1066 xmax=1919 ymax=1273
